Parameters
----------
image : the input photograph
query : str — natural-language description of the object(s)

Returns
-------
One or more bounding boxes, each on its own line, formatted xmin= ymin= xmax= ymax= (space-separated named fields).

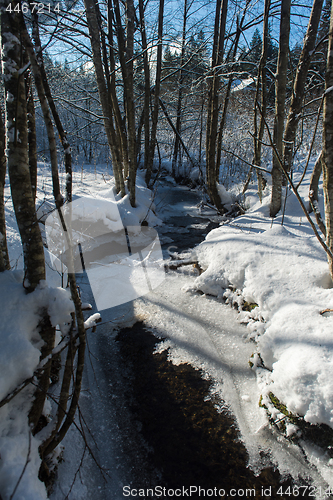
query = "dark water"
xmin=114 ymin=322 xmax=312 ymax=500
xmin=75 ymin=182 xmax=320 ymax=500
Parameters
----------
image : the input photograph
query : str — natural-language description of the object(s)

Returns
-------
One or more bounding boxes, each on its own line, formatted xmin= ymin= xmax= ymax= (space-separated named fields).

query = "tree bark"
xmin=2 ymin=7 xmax=45 ymax=291
xmin=125 ymin=0 xmax=137 ymax=206
xmin=283 ymin=0 xmax=324 ymax=173
xmin=215 ymin=0 xmax=250 ymax=182
xmin=322 ymin=0 xmax=333 ymax=277
xmin=138 ymin=0 xmax=151 ymax=172
xmin=84 ymin=0 xmax=125 ymax=196
xmin=30 ymin=9 xmax=73 ymax=203
xmin=270 ymin=0 xmax=291 ymax=217
xmin=309 ymin=151 xmax=326 ymax=235
xmin=145 ymin=0 xmax=164 ymax=186
xmin=172 ymin=0 xmax=188 ymax=178
xmin=0 ymin=106 xmax=10 ymax=272
xmin=206 ymin=0 xmax=228 ymax=211
xmin=252 ymin=0 xmax=270 ymax=202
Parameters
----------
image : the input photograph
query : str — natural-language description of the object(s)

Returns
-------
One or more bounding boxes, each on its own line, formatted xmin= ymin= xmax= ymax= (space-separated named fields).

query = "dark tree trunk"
xmin=270 ymin=0 xmax=291 ymax=217
xmin=252 ymin=0 xmax=270 ymax=202
xmin=138 ymin=0 xmax=151 ymax=171
xmin=172 ymin=0 xmax=188 ymax=178
xmin=2 ymin=7 xmax=45 ymax=291
xmin=0 ymin=107 xmax=10 ymax=272
xmin=206 ymin=0 xmax=228 ymax=210
xmin=145 ymin=0 xmax=164 ymax=187
xmin=283 ymin=0 xmax=324 ymax=173
xmin=323 ymin=0 xmax=333 ymax=277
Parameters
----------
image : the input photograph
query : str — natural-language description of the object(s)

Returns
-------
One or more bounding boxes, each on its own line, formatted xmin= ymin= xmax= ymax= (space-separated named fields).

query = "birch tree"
xmin=1 ymin=3 xmax=45 ymax=291
xmin=145 ymin=0 xmax=165 ymax=186
xmin=0 ymin=106 xmax=9 ymax=272
xmin=323 ymin=0 xmax=333 ymax=277
xmin=206 ymin=0 xmax=228 ymax=210
xmin=282 ymin=0 xmax=324 ymax=174
xmin=269 ymin=0 xmax=291 ymax=217
xmin=252 ymin=0 xmax=270 ymax=202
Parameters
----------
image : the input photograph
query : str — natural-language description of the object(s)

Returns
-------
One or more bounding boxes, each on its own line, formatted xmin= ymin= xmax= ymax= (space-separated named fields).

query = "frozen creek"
xmin=51 ymin=180 xmax=330 ymax=500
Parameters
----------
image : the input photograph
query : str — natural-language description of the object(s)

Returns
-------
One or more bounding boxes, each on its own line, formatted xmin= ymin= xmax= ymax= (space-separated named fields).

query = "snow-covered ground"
xmin=0 ymin=164 xmax=160 ymax=500
xmin=1 ymin=162 xmax=333 ymax=499
xmin=189 ymin=174 xmax=333 ymax=485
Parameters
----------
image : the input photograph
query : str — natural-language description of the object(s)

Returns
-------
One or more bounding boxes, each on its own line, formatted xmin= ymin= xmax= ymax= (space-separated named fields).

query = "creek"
xmin=51 ymin=179 xmax=328 ymax=500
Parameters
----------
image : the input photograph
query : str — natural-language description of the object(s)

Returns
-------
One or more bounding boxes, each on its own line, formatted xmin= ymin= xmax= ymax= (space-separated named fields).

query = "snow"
xmin=0 ymin=163 xmax=163 ymax=500
xmin=190 ymin=173 xmax=333 ymax=437
xmin=3 ymin=159 xmax=333 ymax=497
xmin=0 ymin=271 xmax=74 ymax=500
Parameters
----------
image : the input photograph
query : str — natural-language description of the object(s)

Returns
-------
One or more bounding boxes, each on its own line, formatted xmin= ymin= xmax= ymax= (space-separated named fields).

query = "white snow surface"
xmin=191 ymin=175 xmax=333 ymax=433
xmin=0 ymin=271 xmax=74 ymax=500
xmin=0 ymin=164 xmax=160 ymax=500
xmin=3 ymin=161 xmax=333 ymax=497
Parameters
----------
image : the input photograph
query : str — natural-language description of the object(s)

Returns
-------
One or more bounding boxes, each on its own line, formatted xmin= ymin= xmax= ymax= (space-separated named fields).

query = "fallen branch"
xmin=319 ymin=308 xmax=333 ymax=315
xmin=165 ymin=257 xmax=199 ymax=270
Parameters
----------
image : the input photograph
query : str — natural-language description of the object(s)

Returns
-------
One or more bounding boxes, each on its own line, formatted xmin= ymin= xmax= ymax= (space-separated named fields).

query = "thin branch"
xmin=256 ymin=102 xmax=333 ymax=261
xmin=9 ymin=433 xmax=31 ymax=500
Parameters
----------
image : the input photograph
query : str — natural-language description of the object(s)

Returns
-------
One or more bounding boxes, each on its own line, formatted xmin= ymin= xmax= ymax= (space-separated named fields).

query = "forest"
xmin=1 ymin=0 xmax=333 ymax=497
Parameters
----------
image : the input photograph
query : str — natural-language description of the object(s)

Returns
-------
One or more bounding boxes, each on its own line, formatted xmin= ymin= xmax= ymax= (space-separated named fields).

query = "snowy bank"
xmin=0 ymin=163 xmax=161 ymax=499
xmin=0 ymin=272 xmax=74 ymax=500
xmin=190 ymin=174 xmax=333 ymax=430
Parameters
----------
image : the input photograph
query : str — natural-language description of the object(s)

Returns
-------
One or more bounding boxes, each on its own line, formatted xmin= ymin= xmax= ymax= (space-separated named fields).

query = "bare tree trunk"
xmin=145 ymin=0 xmax=164 ymax=187
xmin=19 ymin=15 xmax=62 ymax=210
xmin=252 ymin=0 xmax=270 ymax=202
xmin=84 ymin=0 xmax=125 ymax=196
xmin=270 ymin=0 xmax=291 ymax=217
xmin=2 ymin=8 xmax=45 ymax=291
xmin=172 ymin=0 xmax=188 ymax=178
xmin=310 ymin=151 xmax=326 ymax=235
xmin=26 ymin=76 xmax=38 ymax=204
xmin=215 ymin=0 xmax=250 ymax=182
xmin=322 ymin=0 xmax=333 ymax=277
xmin=159 ymin=98 xmax=196 ymax=169
xmin=2 ymin=6 xmax=56 ymax=434
xmin=104 ymin=0 xmax=129 ymax=178
xmin=206 ymin=0 xmax=228 ymax=210
xmin=138 ymin=0 xmax=151 ymax=171
xmin=125 ymin=0 xmax=137 ymax=206
xmin=30 ymin=9 xmax=72 ymax=202
xmin=283 ymin=0 xmax=324 ymax=173
xmin=0 ymin=107 xmax=10 ymax=272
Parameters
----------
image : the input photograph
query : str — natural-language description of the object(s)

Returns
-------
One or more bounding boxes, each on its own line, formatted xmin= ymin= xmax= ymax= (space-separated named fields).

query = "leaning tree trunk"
xmin=172 ymin=0 xmax=188 ymax=178
xmin=145 ymin=0 xmax=164 ymax=187
xmin=84 ymin=0 xmax=125 ymax=196
xmin=206 ymin=0 xmax=228 ymax=211
xmin=125 ymin=0 xmax=137 ymax=206
xmin=215 ymin=0 xmax=250 ymax=182
xmin=26 ymin=77 xmax=38 ymax=204
xmin=252 ymin=0 xmax=270 ymax=202
xmin=0 ymin=107 xmax=10 ymax=272
xmin=310 ymin=151 xmax=326 ymax=235
xmin=270 ymin=0 xmax=291 ymax=217
xmin=138 ymin=0 xmax=151 ymax=172
xmin=322 ymin=0 xmax=333 ymax=278
xmin=19 ymin=10 xmax=88 ymax=455
xmin=283 ymin=0 xmax=324 ymax=173
xmin=30 ymin=10 xmax=73 ymax=203
xmin=2 ymin=7 xmax=45 ymax=292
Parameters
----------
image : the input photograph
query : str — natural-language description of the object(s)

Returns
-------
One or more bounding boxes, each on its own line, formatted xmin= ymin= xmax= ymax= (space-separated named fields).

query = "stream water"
xmin=51 ymin=179 xmax=330 ymax=500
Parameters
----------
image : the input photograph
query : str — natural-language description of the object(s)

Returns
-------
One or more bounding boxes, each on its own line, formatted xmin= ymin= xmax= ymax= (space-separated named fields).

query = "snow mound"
xmin=193 ymin=175 xmax=333 ymax=429
xmin=0 ymin=271 xmax=74 ymax=500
